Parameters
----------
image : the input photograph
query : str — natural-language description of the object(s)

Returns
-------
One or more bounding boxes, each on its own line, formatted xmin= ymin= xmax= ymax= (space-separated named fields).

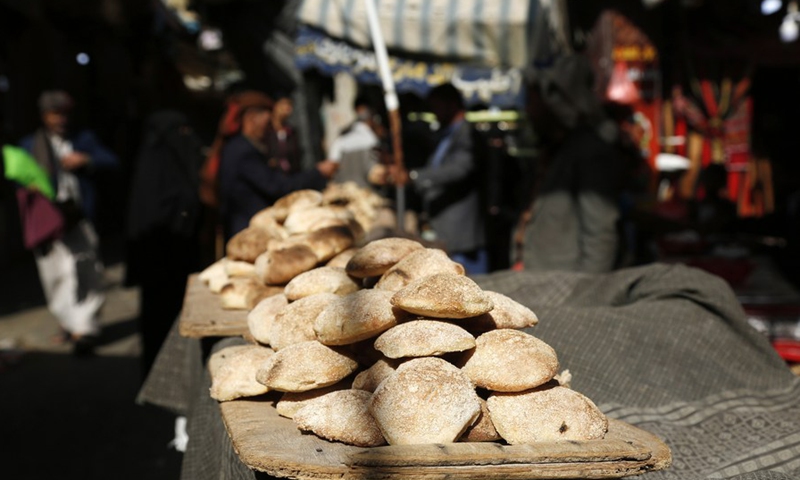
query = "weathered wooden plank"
xmin=219 ymin=395 xmax=671 ymax=480
xmin=178 ymin=274 xmax=249 ymax=338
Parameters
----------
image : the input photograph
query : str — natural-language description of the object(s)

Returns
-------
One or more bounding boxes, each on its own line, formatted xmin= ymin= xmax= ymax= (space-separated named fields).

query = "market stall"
xmin=138 ymin=260 xmax=800 ymax=480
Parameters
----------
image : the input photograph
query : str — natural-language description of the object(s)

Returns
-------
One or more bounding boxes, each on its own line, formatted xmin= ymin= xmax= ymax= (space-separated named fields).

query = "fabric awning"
xmin=297 ymin=0 xmax=534 ymax=69
xmin=295 ymin=25 xmax=523 ymax=107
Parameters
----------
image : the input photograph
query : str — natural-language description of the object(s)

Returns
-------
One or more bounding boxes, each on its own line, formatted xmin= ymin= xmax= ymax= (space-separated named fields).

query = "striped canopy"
xmin=297 ymin=0 xmax=534 ymax=69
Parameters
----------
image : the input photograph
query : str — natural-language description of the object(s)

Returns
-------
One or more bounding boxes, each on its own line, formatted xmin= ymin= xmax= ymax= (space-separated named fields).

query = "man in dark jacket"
xmin=391 ymin=83 xmax=487 ymax=274
xmin=217 ymin=91 xmax=338 ymax=240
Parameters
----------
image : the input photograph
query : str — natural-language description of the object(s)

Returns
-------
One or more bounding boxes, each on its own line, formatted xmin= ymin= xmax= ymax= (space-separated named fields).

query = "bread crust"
xmin=460 ymin=329 xmax=559 ymax=392
xmin=369 ymin=357 xmax=481 ymax=445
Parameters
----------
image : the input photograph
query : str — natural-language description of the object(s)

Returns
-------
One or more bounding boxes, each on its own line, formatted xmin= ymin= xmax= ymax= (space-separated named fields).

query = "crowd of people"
xmin=3 ymin=53 xmax=678 ymax=370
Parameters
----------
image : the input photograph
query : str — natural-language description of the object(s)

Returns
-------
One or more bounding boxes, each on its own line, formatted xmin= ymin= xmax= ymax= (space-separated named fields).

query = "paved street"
xmin=0 ymin=260 xmax=183 ymax=479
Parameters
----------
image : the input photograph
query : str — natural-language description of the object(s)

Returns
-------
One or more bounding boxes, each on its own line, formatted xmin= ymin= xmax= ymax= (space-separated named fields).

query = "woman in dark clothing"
xmin=126 ymin=110 xmax=205 ymax=377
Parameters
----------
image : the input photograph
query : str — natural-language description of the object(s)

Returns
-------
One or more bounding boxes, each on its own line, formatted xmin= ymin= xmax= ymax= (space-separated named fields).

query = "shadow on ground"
xmin=1 ymin=351 xmax=182 ymax=479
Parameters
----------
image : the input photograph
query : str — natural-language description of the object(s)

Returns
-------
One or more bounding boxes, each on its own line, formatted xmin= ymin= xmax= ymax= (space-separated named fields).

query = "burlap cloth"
xmin=138 ymin=263 xmax=800 ymax=480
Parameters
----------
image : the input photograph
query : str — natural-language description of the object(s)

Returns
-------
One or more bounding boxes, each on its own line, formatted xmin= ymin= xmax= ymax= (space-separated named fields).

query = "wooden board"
xmin=220 ymin=395 xmax=671 ymax=479
xmin=178 ymin=274 xmax=249 ymax=338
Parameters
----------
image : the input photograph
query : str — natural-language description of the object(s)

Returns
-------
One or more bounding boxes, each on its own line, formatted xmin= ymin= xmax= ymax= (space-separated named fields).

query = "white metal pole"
xmin=363 ymin=0 xmax=405 ymax=231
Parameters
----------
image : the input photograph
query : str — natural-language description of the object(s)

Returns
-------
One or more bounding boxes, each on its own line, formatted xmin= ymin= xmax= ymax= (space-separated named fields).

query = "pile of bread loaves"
xmin=199 ymin=183 xmax=389 ymax=310
xmin=200 ymin=192 xmax=609 ymax=447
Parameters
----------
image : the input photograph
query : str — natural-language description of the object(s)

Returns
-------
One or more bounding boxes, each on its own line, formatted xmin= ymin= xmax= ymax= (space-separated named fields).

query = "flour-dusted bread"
xmin=283 ymin=206 xmax=353 ymax=235
xmin=373 ymin=320 xmax=476 ymax=359
xmin=487 ymin=385 xmax=608 ymax=444
xmin=390 ymin=273 xmax=493 ymax=319
xmin=284 ymin=266 xmax=361 ymax=301
xmin=369 ymin=357 xmax=481 ymax=445
xmin=325 ymin=248 xmax=358 ymax=269
xmin=209 ymin=345 xmax=275 ymax=402
xmin=226 ymin=227 xmax=273 ymax=263
xmin=294 ymin=389 xmax=386 ymax=447
xmin=460 ymin=329 xmax=559 ymax=392
xmin=248 ymin=207 xmax=288 ymax=237
xmin=345 ymin=237 xmax=425 ymax=278
xmin=304 ymin=225 xmax=356 ymax=262
xmin=247 ymin=293 xmax=289 ymax=345
xmin=311 ymin=217 xmax=366 ymax=243
xmin=314 ymin=289 xmax=403 ymax=346
xmin=208 ymin=345 xmax=253 ymax=379
xmin=199 ymin=257 xmax=227 ymax=285
xmin=375 ymin=248 xmax=466 ymax=291
xmin=255 ymin=340 xmax=358 ymax=392
xmin=272 ymin=189 xmax=323 ymax=222
xmin=459 ymin=398 xmax=501 ymax=442
xmin=352 ymin=358 xmax=402 ymax=392
xmin=219 ymin=277 xmax=271 ymax=310
xmin=255 ymin=244 xmax=319 ymax=286
xmin=275 ymin=380 xmax=350 ymax=419
xmin=458 ymin=291 xmax=539 ymax=333
xmin=224 ymin=260 xmax=257 ymax=278
xmin=269 ymin=293 xmax=338 ymax=351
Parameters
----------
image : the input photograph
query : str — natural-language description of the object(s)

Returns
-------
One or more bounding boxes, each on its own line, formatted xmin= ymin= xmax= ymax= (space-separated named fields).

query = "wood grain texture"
xmin=178 ymin=274 xmax=249 ymax=338
xmin=219 ymin=395 xmax=671 ymax=479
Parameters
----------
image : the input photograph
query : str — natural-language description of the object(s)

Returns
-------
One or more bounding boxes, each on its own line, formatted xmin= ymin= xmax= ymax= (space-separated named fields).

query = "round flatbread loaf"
xmin=270 ymin=293 xmax=338 ymax=351
xmin=276 ymin=381 xmax=350 ymax=419
xmin=390 ymin=273 xmax=493 ymax=319
xmin=208 ymin=345 xmax=254 ymax=378
xmin=459 ymin=398 xmax=501 ymax=442
xmin=326 ymin=248 xmax=358 ymax=269
xmin=487 ymin=385 xmax=608 ymax=444
xmin=304 ymin=225 xmax=356 ymax=262
xmin=255 ymin=245 xmax=319 ymax=286
xmin=284 ymin=266 xmax=360 ymax=301
xmin=352 ymin=358 xmax=402 ymax=392
xmin=272 ymin=189 xmax=323 ymax=222
xmin=294 ymin=389 xmax=386 ymax=447
xmin=458 ymin=291 xmax=539 ymax=333
xmin=199 ymin=258 xmax=227 ymax=285
xmin=255 ymin=340 xmax=358 ymax=392
xmin=345 ymin=237 xmax=424 ymax=278
xmin=209 ymin=345 xmax=275 ymax=402
xmin=226 ymin=227 xmax=273 ymax=263
xmin=284 ymin=206 xmax=353 ymax=235
xmin=314 ymin=289 xmax=403 ymax=346
xmin=248 ymin=207 xmax=287 ymax=235
xmin=224 ymin=260 xmax=257 ymax=278
xmin=376 ymin=249 xmax=466 ymax=291
xmin=373 ymin=320 xmax=476 ymax=359
xmin=247 ymin=293 xmax=289 ymax=345
xmin=460 ymin=329 xmax=558 ymax=392
xmin=369 ymin=357 xmax=481 ymax=445
xmin=219 ymin=277 xmax=271 ymax=310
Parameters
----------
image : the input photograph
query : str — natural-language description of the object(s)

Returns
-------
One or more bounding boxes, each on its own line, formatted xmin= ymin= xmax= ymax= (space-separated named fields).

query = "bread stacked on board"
xmin=198 ymin=183 xmax=387 ymax=311
xmin=204 ymin=200 xmax=609 ymax=447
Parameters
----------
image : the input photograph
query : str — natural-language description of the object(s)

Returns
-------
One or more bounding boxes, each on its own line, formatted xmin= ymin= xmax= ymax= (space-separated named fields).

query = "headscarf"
xmin=199 ymin=91 xmax=273 ymax=207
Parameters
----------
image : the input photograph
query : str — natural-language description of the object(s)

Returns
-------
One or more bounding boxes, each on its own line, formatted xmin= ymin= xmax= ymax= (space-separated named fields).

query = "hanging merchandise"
xmin=588 ymin=11 xmax=662 ymax=170
xmin=606 ymin=61 xmax=641 ymax=105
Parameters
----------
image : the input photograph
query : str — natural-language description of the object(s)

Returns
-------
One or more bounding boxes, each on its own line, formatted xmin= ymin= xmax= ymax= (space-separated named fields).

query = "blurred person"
xmin=266 ymin=93 xmax=302 ymax=173
xmin=125 ymin=110 xmax=205 ymax=376
xmin=20 ymin=90 xmax=119 ymax=355
xmin=514 ymin=55 xmax=624 ymax=273
xmin=328 ymin=96 xmax=382 ymax=188
xmin=217 ymin=91 xmax=338 ymax=240
xmin=390 ymin=83 xmax=487 ymax=274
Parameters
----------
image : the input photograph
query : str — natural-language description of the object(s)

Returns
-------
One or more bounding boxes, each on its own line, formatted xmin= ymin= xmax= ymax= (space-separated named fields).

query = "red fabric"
xmin=16 ymin=187 xmax=64 ymax=250
xmin=606 ymin=62 xmax=640 ymax=105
